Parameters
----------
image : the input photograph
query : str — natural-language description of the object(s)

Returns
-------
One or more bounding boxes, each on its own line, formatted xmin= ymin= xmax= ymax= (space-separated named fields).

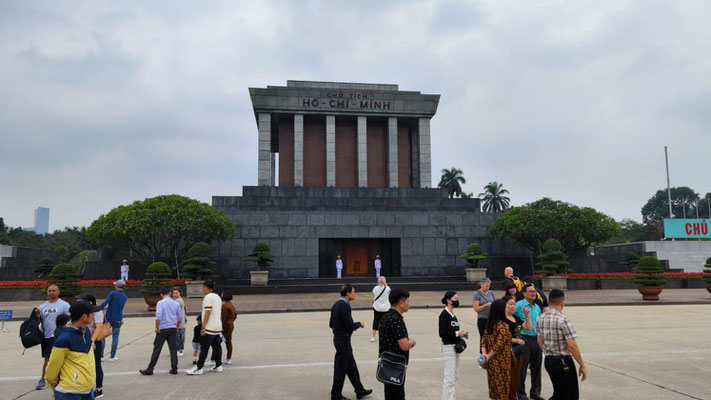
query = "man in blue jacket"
xmin=99 ymin=279 xmax=128 ymax=361
xmin=329 ymin=284 xmax=372 ymax=400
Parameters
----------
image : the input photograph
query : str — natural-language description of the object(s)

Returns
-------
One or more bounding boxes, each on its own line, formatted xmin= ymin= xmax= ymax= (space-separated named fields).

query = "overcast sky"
xmin=1 ymin=0 xmax=710 ymax=231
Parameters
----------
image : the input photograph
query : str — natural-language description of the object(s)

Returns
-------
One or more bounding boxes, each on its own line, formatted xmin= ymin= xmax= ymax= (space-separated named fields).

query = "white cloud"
xmin=1 ymin=0 xmax=710 ymax=231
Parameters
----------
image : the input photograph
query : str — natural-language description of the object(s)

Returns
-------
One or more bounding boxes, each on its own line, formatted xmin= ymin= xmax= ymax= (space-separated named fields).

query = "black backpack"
xmin=20 ymin=309 xmax=44 ymax=353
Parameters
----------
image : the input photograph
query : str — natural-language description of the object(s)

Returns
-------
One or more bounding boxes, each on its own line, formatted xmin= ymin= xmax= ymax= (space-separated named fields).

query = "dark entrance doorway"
xmin=319 ymin=238 xmax=401 ymax=277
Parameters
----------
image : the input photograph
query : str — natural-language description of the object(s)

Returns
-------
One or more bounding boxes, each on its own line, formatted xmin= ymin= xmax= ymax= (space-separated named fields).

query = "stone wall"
xmin=212 ymin=186 xmax=531 ymax=279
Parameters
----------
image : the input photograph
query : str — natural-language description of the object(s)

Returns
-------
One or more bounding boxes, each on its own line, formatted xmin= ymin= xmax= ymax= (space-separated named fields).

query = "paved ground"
xmin=2 ymin=288 xmax=710 ymax=319
xmin=1 ymin=302 xmax=709 ymax=400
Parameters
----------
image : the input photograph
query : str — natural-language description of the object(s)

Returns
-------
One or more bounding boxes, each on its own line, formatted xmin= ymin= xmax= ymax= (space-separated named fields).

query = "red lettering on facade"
xmin=693 ymin=223 xmax=701 ymax=235
xmin=685 ymin=223 xmax=692 ymax=234
xmin=702 ymin=222 xmax=709 ymax=235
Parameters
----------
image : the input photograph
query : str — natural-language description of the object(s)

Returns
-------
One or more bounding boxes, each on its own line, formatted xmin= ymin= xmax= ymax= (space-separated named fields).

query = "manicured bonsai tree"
xmin=140 ymin=262 xmax=171 ymax=296
xmin=619 ymin=252 xmax=640 ymax=271
xmin=632 ymin=256 xmax=667 ymax=286
xmin=535 ymin=239 xmax=570 ymax=276
xmin=243 ymin=242 xmax=274 ymax=271
xmin=182 ymin=242 xmax=217 ymax=280
xmin=703 ymin=257 xmax=711 ymax=285
xmin=47 ymin=263 xmax=82 ymax=298
xmin=35 ymin=257 xmax=56 ymax=278
xmin=458 ymin=243 xmax=488 ymax=268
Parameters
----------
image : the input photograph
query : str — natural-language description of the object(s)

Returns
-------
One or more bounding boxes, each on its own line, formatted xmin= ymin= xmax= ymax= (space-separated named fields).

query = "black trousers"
xmin=384 ymin=383 xmax=405 ymax=400
xmin=147 ymin=328 xmax=177 ymax=371
xmin=544 ymin=356 xmax=579 ymax=400
xmin=477 ymin=318 xmax=488 ymax=352
xmin=331 ymin=334 xmax=365 ymax=399
xmin=197 ymin=333 xmax=222 ymax=369
xmin=518 ymin=334 xmax=542 ymax=399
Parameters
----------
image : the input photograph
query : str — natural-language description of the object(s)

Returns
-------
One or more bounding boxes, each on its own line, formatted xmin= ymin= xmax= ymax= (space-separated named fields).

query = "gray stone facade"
xmin=212 ymin=186 xmax=531 ymax=279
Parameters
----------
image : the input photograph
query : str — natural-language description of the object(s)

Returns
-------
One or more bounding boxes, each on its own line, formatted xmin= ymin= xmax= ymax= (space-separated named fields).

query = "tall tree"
xmin=479 ymin=181 xmax=511 ymax=212
xmin=87 ymin=195 xmax=235 ymax=272
xmin=695 ymin=192 xmax=711 ymax=219
xmin=641 ymin=187 xmax=700 ymax=224
xmin=489 ymin=198 xmax=620 ymax=256
xmin=438 ymin=167 xmax=466 ymax=198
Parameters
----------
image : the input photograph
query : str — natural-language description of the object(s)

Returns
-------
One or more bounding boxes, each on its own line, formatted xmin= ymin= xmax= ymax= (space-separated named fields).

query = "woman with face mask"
xmin=439 ymin=290 xmax=469 ymax=400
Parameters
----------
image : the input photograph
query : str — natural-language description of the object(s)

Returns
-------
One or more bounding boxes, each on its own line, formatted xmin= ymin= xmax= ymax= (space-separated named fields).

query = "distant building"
xmin=33 ymin=207 xmax=50 ymax=235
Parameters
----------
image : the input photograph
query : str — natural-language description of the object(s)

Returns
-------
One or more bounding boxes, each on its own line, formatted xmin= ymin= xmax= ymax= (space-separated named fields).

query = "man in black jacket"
xmin=329 ymin=284 xmax=373 ymax=400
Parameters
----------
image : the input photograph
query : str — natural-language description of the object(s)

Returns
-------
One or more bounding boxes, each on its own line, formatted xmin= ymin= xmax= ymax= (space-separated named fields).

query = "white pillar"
xmin=257 ymin=113 xmax=273 ymax=186
xmin=388 ymin=117 xmax=398 ymax=188
xmin=357 ymin=116 xmax=368 ymax=187
xmin=326 ymin=115 xmax=336 ymax=187
xmin=294 ymin=114 xmax=304 ymax=186
xmin=418 ymin=118 xmax=431 ymax=188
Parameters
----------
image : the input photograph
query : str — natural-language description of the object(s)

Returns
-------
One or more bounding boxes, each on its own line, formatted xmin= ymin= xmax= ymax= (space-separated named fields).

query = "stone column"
xmin=357 ymin=116 xmax=367 ymax=187
xmin=326 ymin=115 xmax=336 ymax=187
xmin=388 ymin=117 xmax=398 ymax=187
xmin=294 ymin=114 xmax=304 ymax=186
xmin=418 ymin=118 xmax=431 ymax=188
xmin=257 ymin=113 xmax=273 ymax=186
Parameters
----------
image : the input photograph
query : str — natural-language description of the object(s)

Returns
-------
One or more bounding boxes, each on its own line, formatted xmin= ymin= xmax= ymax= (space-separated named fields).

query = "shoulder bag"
xmin=376 ymin=351 xmax=408 ymax=386
xmin=372 ymin=286 xmax=387 ymax=307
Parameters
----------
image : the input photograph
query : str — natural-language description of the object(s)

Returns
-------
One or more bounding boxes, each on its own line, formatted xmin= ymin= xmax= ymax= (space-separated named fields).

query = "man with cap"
xmin=45 ymin=301 xmax=101 ymax=400
xmin=140 ymin=287 xmax=183 ymax=375
xmin=120 ymin=260 xmax=130 ymax=281
xmin=99 ymin=279 xmax=128 ymax=361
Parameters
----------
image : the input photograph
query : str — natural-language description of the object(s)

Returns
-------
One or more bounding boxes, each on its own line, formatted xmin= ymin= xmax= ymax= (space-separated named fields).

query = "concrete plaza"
xmin=1 ymin=303 xmax=709 ymax=400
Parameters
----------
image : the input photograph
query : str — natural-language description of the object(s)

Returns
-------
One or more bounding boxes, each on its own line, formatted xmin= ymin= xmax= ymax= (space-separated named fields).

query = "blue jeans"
xmin=54 ymin=390 xmax=94 ymax=400
xmin=108 ymin=320 xmax=123 ymax=358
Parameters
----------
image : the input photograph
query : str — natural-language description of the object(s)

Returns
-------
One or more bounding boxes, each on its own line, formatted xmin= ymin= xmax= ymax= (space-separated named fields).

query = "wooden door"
xmin=346 ymin=240 xmax=369 ymax=276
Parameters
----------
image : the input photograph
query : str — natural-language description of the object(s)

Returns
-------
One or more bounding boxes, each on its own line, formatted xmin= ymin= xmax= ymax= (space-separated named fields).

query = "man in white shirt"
xmin=186 ymin=281 xmax=223 ymax=375
xmin=374 ymin=255 xmax=382 ymax=278
xmin=120 ymin=260 xmax=129 ymax=281
xmin=336 ymin=255 xmax=343 ymax=279
xmin=35 ymin=284 xmax=70 ymax=390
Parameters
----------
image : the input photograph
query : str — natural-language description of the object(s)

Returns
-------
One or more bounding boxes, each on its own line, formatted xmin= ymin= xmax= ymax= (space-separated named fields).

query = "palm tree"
xmin=438 ymin=168 xmax=466 ymax=198
xmin=479 ymin=181 xmax=511 ymax=212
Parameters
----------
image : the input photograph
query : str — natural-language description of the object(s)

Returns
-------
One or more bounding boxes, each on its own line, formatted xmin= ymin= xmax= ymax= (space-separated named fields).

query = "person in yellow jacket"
xmin=504 ymin=266 xmax=523 ymax=292
xmin=45 ymin=301 xmax=100 ymax=400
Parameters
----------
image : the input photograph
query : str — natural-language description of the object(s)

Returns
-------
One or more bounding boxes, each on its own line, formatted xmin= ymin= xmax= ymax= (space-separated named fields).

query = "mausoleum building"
xmin=212 ymin=81 xmax=529 ymax=279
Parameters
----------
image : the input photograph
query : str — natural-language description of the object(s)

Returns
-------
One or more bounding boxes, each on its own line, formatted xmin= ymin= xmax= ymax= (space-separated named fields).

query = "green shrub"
xmin=633 ymin=256 xmax=667 ymax=286
xmin=182 ymin=242 xmax=217 ymax=280
xmin=458 ymin=243 xmax=488 ymax=268
xmin=535 ymin=239 xmax=570 ymax=276
xmin=703 ymin=257 xmax=711 ymax=285
xmin=140 ymin=262 xmax=171 ymax=295
xmin=619 ymin=252 xmax=640 ymax=271
xmin=48 ymin=263 xmax=82 ymax=298
xmin=35 ymin=257 xmax=56 ymax=277
xmin=243 ymin=242 xmax=274 ymax=271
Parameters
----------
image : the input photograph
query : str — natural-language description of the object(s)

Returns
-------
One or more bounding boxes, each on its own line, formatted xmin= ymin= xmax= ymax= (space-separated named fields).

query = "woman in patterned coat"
xmin=481 ymin=299 xmax=512 ymax=400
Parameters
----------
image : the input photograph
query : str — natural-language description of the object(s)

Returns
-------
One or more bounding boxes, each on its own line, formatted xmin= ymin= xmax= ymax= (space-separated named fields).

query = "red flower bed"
xmin=0 ymin=279 xmax=187 ymax=289
xmin=532 ymin=272 xmax=709 ymax=280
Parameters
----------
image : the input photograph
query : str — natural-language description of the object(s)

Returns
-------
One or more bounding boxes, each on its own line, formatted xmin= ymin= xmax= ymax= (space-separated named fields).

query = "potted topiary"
xmin=536 ymin=239 xmax=570 ymax=291
xmin=703 ymin=257 xmax=711 ymax=297
xmin=35 ymin=257 xmax=56 ymax=278
xmin=141 ymin=262 xmax=171 ymax=310
xmin=244 ymin=242 xmax=274 ymax=286
xmin=633 ymin=256 xmax=666 ymax=300
xmin=619 ymin=252 xmax=640 ymax=272
xmin=47 ymin=263 xmax=83 ymax=302
xmin=182 ymin=242 xmax=217 ymax=298
xmin=459 ymin=243 xmax=488 ymax=282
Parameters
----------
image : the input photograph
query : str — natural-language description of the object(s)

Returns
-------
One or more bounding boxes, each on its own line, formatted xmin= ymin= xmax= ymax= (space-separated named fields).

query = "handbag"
xmin=376 ymin=351 xmax=407 ymax=386
xmin=454 ymin=338 xmax=467 ymax=354
xmin=92 ymin=322 xmax=113 ymax=341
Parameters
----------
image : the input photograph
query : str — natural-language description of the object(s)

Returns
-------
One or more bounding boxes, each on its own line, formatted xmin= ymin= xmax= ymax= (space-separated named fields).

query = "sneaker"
xmin=206 ymin=360 xmax=216 ymax=367
xmin=210 ymin=365 xmax=223 ymax=372
xmin=185 ymin=366 xmax=203 ymax=375
xmin=94 ymin=389 xmax=104 ymax=399
xmin=108 ymin=356 xmax=119 ymax=362
xmin=370 ymin=337 xmax=375 ymax=342
xmin=35 ymin=379 xmax=47 ymax=390
xmin=177 ymin=350 xmax=184 ymax=357
xmin=224 ymin=359 xmax=232 ymax=365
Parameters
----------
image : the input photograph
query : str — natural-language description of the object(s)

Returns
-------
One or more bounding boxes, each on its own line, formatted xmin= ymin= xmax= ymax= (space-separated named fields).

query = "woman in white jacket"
xmin=371 ymin=276 xmax=391 ymax=342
